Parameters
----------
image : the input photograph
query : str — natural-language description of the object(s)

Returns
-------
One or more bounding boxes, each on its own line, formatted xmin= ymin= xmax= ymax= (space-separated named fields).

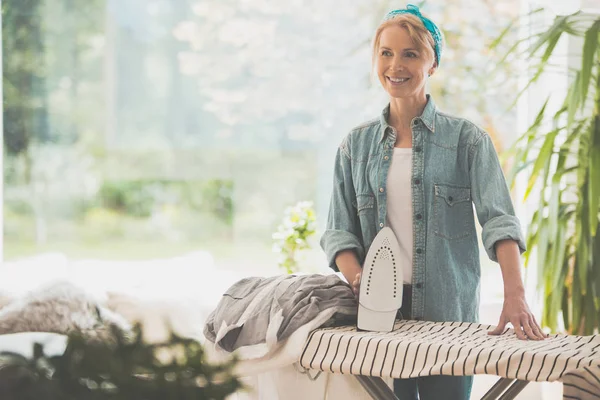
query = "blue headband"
xmin=383 ymin=4 xmax=443 ymax=66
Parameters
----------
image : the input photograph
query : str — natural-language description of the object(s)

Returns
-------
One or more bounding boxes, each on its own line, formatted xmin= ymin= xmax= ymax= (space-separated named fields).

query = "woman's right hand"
xmin=334 ymin=250 xmax=363 ymax=300
xmin=352 ymin=272 xmax=361 ymax=299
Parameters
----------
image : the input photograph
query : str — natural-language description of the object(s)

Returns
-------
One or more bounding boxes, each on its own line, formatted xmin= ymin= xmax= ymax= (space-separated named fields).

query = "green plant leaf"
xmin=584 ymin=277 xmax=597 ymax=334
xmin=494 ymin=36 xmax=538 ymax=76
xmin=498 ymin=10 xmax=600 ymax=334
xmin=524 ymin=210 xmax=540 ymax=268
xmin=590 ymin=145 xmax=600 ymax=236
xmin=547 ymin=257 xmax=567 ymax=331
xmin=561 ymin=285 xmax=570 ymax=333
xmin=524 ymin=128 xmax=559 ymax=200
xmin=503 ymin=97 xmax=551 ymax=171
xmin=537 ymin=216 xmax=550 ymax=286
xmin=572 ymin=257 xmax=582 ymax=333
xmin=567 ymin=72 xmax=582 ymax=131
xmin=593 ymin=227 xmax=600 ymax=313
xmin=556 ymin=120 xmax=586 ymax=177
xmin=589 ymin=104 xmax=600 ymax=235
xmin=577 ymin=202 xmax=590 ymax=296
xmin=580 ymin=20 xmax=600 ymax=108
xmin=508 ymin=15 xmax=569 ymax=109
xmin=548 ymin=182 xmax=561 ymax=240
xmin=489 ymin=8 xmax=544 ymax=51
xmin=489 ymin=20 xmax=515 ymax=51
xmin=551 ymin=212 xmax=569 ymax=290
xmin=528 ymin=14 xmax=568 ymax=56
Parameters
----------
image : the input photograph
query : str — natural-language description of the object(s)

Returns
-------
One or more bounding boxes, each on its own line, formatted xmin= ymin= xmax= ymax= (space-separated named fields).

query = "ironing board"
xmin=299 ymin=320 xmax=600 ymax=400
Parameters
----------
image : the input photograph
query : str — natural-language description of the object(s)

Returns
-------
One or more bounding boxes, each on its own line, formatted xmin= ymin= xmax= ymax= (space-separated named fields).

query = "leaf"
xmin=548 ymin=182 xmax=560 ymax=239
xmin=489 ymin=19 xmax=515 ymax=51
xmin=505 ymin=17 xmax=569 ymax=109
xmin=590 ymin=145 xmax=600 ymax=236
xmin=567 ymin=72 xmax=582 ymax=131
xmin=551 ymin=220 xmax=568 ymax=291
xmin=531 ymin=96 xmax=551 ymax=129
xmin=590 ymin=114 xmax=600 ymax=235
xmin=524 ymin=127 xmax=559 ymax=200
xmin=561 ymin=286 xmax=570 ymax=333
xmin=577 ymin=199 xmax=590 ymax=296
xmin=583 ymin=273 xmax=597 ymax=334
xmin=507 ymin=16 xmax=569 ymax=110
xmin=497 ymin=10 xmax=600 ymax=334
xmin=524 ymin=210 xmax=540 ymax=268
xmin=551 ymin=206 xmax=572 ymax=285
xmin=537 ymin=215 xmax=550 ymax=286
xmin=489 ymin=8 xmax=544 ymax=51
xmin=493 ymin=36 xmax=537 ymax=73
xmin=556 ymin=120 xmax=587 ymax=176
xmin=507 ymin=159 xmax=536 ymax=190
xmin=571 ymin=258 xmax=582 ymax=333
xmin=593 ymin=227 xmax=600 ymax=311
xmin=528 ymin=14 xmax=568 ymax=56
xmin=547 ymin=258 xmax=567 ymax=331
xmin=580 ymin=20 xmax=600 ymax=108
xmin=504 ymin=96 xmax=551 ymax=164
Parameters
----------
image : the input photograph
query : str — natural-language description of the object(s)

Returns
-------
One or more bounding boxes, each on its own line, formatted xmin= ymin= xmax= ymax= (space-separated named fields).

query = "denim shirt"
xmin=320 ymin=95 xmax=526 ymax=323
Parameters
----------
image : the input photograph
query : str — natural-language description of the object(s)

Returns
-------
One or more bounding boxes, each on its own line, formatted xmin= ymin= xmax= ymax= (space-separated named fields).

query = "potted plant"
xmin=497 ymin=9 xmax=600 ymax=334
xmin=0 ymin=327 xmax=243 ymax=399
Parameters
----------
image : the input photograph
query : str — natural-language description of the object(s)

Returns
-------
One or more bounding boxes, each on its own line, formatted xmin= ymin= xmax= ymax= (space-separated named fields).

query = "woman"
xmin=320 ymin=4 xmax=546 ymax=399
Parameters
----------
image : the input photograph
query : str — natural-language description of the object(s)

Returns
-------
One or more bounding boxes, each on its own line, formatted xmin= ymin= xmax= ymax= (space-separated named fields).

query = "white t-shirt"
xmin=385 ymin=147 xmax=413 ymax=284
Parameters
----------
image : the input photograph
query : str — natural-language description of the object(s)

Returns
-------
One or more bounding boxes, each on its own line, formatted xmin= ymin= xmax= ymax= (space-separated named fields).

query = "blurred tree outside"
xmin=3 ymin=0 xmax=50 ymax=244
xmin=3 ymin=0 xmax=105 ymax=246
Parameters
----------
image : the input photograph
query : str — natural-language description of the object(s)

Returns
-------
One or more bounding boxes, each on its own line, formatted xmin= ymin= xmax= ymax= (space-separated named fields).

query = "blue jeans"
xmin=393 ymin=375 xmax=473 ymax=400
xmin=394 ymin=286 xmax=473 ymax=400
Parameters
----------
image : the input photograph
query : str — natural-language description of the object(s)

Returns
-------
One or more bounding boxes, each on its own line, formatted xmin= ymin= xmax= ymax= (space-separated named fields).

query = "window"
xmin=2 ymin=0 xmax=520 ymax=277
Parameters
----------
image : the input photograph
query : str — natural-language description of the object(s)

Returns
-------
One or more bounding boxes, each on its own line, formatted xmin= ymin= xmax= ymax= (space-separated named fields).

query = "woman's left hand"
xmin=488 ymin=293 xmax=547 ymax=340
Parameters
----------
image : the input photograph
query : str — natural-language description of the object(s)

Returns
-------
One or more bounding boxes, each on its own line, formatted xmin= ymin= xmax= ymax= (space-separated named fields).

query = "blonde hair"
xmin=371 ymin=13 xmax=438 ymax=71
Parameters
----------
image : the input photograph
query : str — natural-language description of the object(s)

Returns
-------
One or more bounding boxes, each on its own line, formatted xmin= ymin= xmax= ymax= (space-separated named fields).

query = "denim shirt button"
xmin=379 ymin=223 xmax=384 ymax=228
xmin=416 ymin=283 xmax=423 ymax=289
xmin=379 ymin=187 xmax=384 ymax=193
xmin=414 ymin=178 xmax=421 ymax=185
xmin=384 ymin=155 xmax=389 ymax=160
xmin=416 ymin=248 xmax=423 ymax=254
xmin=415 ymin=146 xmax=422 ymax=152
xmin=416 ymin=213 xmax=422 ymax=220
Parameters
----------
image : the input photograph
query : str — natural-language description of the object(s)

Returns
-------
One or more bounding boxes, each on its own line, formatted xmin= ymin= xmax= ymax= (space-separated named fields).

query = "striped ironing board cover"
xmin=299 ymin=320 xmax=600 ymax=399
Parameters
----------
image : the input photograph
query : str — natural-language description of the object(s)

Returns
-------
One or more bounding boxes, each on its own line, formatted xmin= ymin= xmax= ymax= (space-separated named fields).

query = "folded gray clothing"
xmin=203 ymin=274 xmax=357 ymax=353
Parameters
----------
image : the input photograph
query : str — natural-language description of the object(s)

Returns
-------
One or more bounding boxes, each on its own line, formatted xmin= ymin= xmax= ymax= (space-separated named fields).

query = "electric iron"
xmin=357 ymin=227 xmax=403 ymax=332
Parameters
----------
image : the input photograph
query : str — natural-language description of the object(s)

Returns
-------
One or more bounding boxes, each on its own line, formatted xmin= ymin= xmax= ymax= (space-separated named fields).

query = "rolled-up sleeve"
xmin=469 ymin=132 xmax=526 ymax=262
xmin=320 ymin=142 xmax=365 ymax=271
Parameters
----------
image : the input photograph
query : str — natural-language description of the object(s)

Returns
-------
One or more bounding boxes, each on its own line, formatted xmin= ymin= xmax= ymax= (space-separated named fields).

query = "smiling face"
xmin=372 ymin=14 xmax=438 ymax=102
xmin=376 ymin=25 xmax=435 ymax=101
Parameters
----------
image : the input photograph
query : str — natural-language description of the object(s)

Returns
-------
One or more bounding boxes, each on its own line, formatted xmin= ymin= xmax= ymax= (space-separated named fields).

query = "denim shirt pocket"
xmin=433 ymin=184 xmax=472 ymax=240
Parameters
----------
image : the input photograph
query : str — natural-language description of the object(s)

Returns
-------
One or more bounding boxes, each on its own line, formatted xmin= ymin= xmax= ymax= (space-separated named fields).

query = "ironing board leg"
xmin=355 ymin=376 xmax=399 ymax=400
xmin=481 ymin=378 xmax=529 ymax=400
xmin=354 ymin=375 xmax=530 ymax=400
xmin=481 ymin=378 xmax=516 ymax=400
xmin=497 ymin=380 xmax=529 ymax=400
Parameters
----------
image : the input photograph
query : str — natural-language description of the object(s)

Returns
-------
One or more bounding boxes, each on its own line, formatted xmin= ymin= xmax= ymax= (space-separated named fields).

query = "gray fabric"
xmin=203 ymin=274 xmax=357 ymax=352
